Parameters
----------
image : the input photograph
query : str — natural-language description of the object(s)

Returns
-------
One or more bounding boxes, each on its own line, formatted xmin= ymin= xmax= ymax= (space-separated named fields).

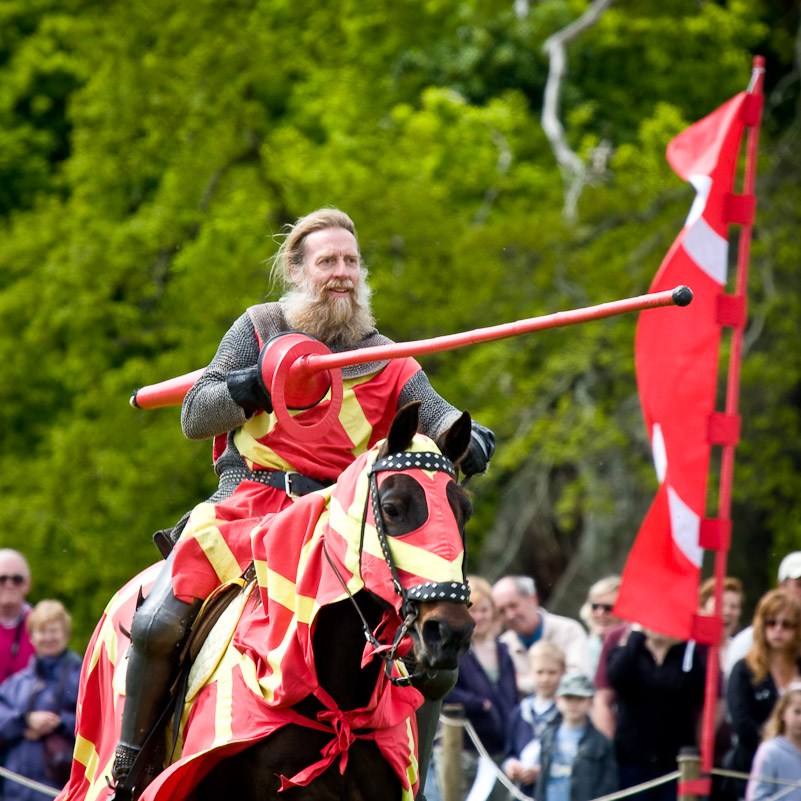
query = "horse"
xmin=59 ymin=403 xmax=476 ymax=801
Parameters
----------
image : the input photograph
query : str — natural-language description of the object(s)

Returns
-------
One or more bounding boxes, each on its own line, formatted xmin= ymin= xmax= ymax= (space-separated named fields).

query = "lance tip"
xmin=672 ymin=285 xmax=693 ymax=307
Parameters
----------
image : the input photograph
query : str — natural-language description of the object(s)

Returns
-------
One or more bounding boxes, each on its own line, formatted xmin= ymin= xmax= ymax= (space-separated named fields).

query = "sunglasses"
xmin=0 ymin=574 xmax=26 ymax=586
xmin=591 ymin=603 xmax=614 ymax=613
xmin=765 ymin=618 xmax=797 ymax=630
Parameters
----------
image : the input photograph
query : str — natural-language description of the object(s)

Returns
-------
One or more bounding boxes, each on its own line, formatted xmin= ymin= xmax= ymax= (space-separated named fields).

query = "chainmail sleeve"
xmin=180 ymin=313 xmax=260 ymax=440
xmin=398 ymin=369 xmax=463 ymax=440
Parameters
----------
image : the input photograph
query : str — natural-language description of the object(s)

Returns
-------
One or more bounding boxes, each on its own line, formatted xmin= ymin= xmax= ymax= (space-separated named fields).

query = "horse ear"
xmin=382 ymin=402 xmax=421 ymax=456
xmin=437 ymin=411 xmax=472 ymax=465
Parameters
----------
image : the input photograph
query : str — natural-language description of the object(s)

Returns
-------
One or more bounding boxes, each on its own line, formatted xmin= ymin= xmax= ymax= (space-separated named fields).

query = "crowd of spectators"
xmin=432 ymin=554 xmax=801 ymax=801
xmin=0 ymin=550 xmax=81 ymax=800
xmin=8 ymin=543 xmax=801 ymax=801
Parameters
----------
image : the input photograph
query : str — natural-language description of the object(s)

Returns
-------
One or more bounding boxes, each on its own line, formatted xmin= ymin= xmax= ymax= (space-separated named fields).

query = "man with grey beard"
xmin=110 ymin=208 xmax=495 ymax=800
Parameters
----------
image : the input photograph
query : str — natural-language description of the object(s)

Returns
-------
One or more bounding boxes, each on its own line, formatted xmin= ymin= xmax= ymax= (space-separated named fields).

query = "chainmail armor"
xmin=181 ymin=303 xmax=463 ymax=477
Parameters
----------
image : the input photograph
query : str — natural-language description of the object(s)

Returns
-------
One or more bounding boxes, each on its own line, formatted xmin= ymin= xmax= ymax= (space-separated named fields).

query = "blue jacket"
xmin=747 ymin=736 xmax=801 ymax=801
xmin=444 ymin=639 xmax=518 ymax=755
xmin=506 ymin=694 xmax=561 ymax=761
xmin=0 ymin=650 xmax=82 ymax=801
xmin=534 ymin=719 xmax=618 ymax=801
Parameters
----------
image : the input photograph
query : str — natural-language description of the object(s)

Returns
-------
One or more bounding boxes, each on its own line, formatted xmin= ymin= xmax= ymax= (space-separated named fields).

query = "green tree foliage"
xmin=0 ymin=0 xmax=798 ymax=645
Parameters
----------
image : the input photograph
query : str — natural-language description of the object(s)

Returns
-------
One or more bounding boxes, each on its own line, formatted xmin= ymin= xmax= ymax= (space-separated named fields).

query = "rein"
xmin=322 ymin=450 xmax=470 ymax=688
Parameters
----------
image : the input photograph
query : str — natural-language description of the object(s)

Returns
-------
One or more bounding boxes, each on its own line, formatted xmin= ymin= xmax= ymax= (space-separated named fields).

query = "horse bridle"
xmin=323 ymin=450 xmax=470 ymax=687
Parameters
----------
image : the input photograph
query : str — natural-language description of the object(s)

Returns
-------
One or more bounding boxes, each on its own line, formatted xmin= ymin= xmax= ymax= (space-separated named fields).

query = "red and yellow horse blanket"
xmin=58 ymin=435 xmax=467 ymax=801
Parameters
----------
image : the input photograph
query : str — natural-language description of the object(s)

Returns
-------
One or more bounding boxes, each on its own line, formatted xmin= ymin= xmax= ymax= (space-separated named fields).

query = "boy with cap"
xmin=531 ymin=673 xmax=618 ymax=801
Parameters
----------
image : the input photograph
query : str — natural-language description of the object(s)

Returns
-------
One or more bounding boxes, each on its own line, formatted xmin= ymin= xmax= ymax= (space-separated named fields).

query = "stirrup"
xmin=107 ymin=782 xmax=134 ymax=801
xmin=109 ymin=743 xmax=139 ymax=801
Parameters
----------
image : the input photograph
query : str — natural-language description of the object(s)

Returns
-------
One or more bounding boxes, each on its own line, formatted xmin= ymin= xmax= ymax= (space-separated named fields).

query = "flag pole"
xmin=699 ymin=55 xmax=765 ymax=779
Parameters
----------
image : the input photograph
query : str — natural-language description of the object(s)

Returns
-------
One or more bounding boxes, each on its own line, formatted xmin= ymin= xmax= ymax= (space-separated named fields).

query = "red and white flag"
xmin=614 ymin=93 xmax=750 ymax=640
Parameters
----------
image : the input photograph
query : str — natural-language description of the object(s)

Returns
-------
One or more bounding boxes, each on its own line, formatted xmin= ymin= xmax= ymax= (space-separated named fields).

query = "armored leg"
xmin=112 ymin=553 xmax=202 ymax=797
xmin=415 ymin=669 xmax=458 ymax=801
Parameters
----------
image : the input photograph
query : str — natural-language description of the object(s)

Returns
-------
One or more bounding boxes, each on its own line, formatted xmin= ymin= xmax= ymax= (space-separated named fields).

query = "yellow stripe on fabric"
xmin=179 ymin=501 xmax=217 ymax=539
xmin=233 ymin=422 xmax=295 ymax=472
xmin=264 ymin=570 xmax=297 ymax=611
xmin=296 ymin=508 xmax=326 ymax=579
xmin=175 ymin=634 xmax=241 ymax=754
xmin=255 ymin=614 xmax=302 ymax=703
xmin=253 ymin=557 xmax=269 ymax=593
xmin=327 ymin=496 xmax=367 ymax=595
xmin=179 ymin=633 xmax=243 ymax=751
xmin=403 ymin=716 xmax=418 ymax=801
xmin=212 ymin=646 xmax=238 ymax=747
xmin=365 ymin=535 xmax=464 ymax=583
xmin=185 ymin=581 xmax=253 ymax=703
xmin=73 ymin=733 xmax=99 ymax=775
xmin=86 ymin=751 xmax=115 ymax=801
xmin=238 ymin=648 xmax=266 ymax=698
xmin=337 ymin=374 xmax=377 ymax=451
xmin=186 ymin=505 xmax=243 ymax=587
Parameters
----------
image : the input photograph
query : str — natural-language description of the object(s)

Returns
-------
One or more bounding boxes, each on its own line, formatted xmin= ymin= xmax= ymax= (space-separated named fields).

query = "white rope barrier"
xmin=0 ymin=764 xmax=60 ymax=797
xmin=443 ymin=712 xmax=801 ymax=801
xmin=710 ymin=766 xmax=801 ymax=799
xmin=441 ymin=713 xmax=679 ymax=801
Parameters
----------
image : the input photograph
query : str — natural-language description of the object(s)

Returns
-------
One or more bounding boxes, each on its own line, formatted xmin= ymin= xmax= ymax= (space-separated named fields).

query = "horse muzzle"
xmin=412 ymin=603 xmax=475 ymax=671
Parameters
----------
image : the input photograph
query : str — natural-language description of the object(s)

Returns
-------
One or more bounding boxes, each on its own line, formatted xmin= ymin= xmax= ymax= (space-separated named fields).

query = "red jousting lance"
xmin=130 ymin=285 xmax=692 ymax=442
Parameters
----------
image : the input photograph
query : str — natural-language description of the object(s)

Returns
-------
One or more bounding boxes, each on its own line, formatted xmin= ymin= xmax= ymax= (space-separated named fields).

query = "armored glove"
xmin=226 ymin=366 xmax=273 ymax=415
xmin=458 ymin=421 xmax=495 ymax=477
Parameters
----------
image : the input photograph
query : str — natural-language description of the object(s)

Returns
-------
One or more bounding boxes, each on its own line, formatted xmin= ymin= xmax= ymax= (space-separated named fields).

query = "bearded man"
xmin=111 ymin=208 xmax=495 ymax=800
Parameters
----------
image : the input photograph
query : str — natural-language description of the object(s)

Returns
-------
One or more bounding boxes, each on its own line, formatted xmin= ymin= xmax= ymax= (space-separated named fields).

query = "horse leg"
xmin=414 ymin=670 xmax=457 ymax=801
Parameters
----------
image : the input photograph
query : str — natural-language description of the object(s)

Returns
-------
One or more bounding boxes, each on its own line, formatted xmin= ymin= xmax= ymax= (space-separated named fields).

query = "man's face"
xmin=782 ymin=576 xmax=801 ymax=600
xmin=296 ymin=227 xmax=361 ymax=297
xmin=283 ymin=226 xmax=373 ymax=347
xmin=0 ymin=554 xmax=30 ymax=614
xmin=492 ymin=581 xmax=540 ymax=636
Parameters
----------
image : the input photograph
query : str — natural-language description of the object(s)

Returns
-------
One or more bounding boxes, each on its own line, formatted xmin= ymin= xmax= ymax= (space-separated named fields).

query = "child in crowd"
xmin=533 ymin=673 xmax=618 ymax=801
xmin=747 ymin=682 xmax=801 ymax=801
xmin=503 ymin=641 xmax=566 ymax=794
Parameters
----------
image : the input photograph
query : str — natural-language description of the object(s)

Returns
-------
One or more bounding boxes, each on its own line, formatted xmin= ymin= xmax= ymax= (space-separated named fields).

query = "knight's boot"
xmin=109 ymin=554 xmax=201 ymax=799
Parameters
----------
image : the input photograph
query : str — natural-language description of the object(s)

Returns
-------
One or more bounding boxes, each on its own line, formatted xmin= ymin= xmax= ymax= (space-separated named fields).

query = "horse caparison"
xmin=194 ymin=403 xmax=475 ymax=801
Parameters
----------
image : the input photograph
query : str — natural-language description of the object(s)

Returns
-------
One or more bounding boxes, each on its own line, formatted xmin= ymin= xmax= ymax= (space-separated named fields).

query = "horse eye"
xmin=382 ymin=502 xmax=402 ymax=520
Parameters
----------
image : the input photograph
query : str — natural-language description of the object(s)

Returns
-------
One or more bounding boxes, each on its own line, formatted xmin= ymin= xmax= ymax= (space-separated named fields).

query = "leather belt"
xmin=220 ymin=467 xmax=332 ymax=498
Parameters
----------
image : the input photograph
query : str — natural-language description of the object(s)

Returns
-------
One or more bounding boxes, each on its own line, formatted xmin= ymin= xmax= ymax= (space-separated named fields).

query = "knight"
xmin=110 ymin=207 xmax=495 ymax=800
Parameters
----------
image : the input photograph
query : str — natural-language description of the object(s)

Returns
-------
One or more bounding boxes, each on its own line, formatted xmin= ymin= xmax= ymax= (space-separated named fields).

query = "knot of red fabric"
xmin=318 ymin=708 xmax=356 ymax=774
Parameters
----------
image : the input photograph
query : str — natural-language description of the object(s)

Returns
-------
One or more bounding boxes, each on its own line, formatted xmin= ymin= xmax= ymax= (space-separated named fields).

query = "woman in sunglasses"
xmin=723 ymin=589 xmax=801 ymax=800
xmin=579 ymin=576 xmax=621 ymax=680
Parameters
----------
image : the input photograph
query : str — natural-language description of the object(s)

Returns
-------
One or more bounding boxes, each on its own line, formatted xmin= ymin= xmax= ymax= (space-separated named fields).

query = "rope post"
xmin=678 ymin=746 xmax=708 ymax=801
xmin=441 ymin=704 xmax=464 ymax=801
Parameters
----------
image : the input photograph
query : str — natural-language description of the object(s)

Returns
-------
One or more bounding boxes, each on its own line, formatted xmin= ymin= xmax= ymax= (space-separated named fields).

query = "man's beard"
xmin=282 ymin=272 xmax=376 ymax=348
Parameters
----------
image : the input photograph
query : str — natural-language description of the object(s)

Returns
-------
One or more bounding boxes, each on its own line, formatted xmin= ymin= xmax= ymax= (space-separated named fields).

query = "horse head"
xmin=353 ymin=402 xmax=476 ymax=678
